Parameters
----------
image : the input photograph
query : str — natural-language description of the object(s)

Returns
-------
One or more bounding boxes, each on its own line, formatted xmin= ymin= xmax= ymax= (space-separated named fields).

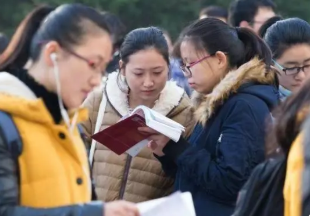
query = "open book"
xmin=91 ymin=105 xmax=185 ymax=157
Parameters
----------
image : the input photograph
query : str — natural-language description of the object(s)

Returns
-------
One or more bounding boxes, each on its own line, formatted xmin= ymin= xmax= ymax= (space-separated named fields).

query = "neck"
xmin=28 ymin=63 xmax=54 ymax=92
xmin=128 ymin=92 xmax=158 ymax=109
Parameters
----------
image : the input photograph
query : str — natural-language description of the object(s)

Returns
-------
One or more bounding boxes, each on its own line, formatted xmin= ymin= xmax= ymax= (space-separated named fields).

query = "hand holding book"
xmin=91 ymin=105 xmax=184 ymax=157
xmin=138 ymin=127 xmax=170 ymax=156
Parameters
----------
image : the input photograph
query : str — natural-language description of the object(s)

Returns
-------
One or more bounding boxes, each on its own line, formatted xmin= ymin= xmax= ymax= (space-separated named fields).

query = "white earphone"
xmin=49 ymin=51 xmax=90 ymax=195
xmin=50 ymin=52 xmax=57 ymax=62
xmin=49 ymin=52 xmax=78 ymax=133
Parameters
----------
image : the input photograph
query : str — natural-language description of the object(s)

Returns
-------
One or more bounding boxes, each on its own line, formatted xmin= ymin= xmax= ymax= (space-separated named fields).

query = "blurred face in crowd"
xmin=180 ymin=40 xmax=228 ymax=94
xmin=240 ymin=7 xmax=275 ymax=33
xmin=42 ymin=32 xmax=112 ymax=109
xmin=274 ymin=43 xmax=310 ymax=92
xmin=120 ymin=47 xmax=169 ymax=104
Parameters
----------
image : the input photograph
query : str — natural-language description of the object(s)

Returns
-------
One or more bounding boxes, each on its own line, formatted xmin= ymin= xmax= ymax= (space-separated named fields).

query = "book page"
xmin=126 ymin=139 xmax=149 ymax=157
xmin=137 ymin=192 xmax=196 ymax=216
xmin=132 ymin=105 xmax=184 ymax=131
xmin=148 ymin=108 xmax=184 ymax=130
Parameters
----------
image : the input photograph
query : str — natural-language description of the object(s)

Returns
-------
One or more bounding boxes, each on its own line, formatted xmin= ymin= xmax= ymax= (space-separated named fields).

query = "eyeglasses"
xmin=272 ymin=59 xmax=310 ymax=76
xmin=65 ymin=48 xmax=97 ymax=69
xmin=180 ymin=55 xmax=213 ymax=78
xmin=38 ymin=41 xmax=99 ymax=70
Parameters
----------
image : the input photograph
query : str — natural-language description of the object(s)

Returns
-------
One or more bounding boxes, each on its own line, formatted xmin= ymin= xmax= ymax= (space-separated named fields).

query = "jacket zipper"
xmin=216 ymin=134 xmax=223 ymax=161
xmin=119 ymin=155 xmax=132 ymax=199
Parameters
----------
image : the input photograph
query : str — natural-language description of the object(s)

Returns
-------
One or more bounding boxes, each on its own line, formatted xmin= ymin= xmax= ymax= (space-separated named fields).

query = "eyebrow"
xmin=284 ymin=58 xmax=310 ymax=66
xmin=151 ymin=66 xmax=164 ymax=70
xmin=304 ymin=58 xmax=310 ymax=63
xmin=133 ymin=68 xmax=144 ymax=71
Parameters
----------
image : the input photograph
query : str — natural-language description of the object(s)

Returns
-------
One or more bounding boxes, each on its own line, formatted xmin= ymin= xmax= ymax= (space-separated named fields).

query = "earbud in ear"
xmin=50 ymin=53 xmax=57 ymax=62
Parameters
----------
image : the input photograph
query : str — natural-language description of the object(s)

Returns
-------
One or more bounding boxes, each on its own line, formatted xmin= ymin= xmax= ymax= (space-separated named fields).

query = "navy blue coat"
xmin=157 ymin=60 xmax=279 ymax=216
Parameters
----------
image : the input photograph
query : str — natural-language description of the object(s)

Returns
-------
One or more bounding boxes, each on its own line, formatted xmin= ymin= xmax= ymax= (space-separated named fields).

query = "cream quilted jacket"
xmin=82 ymin=72 xmax=194 ymax=203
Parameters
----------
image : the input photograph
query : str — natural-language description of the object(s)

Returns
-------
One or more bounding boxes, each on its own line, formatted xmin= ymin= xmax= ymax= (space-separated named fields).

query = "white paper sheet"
xmin=137 ymin=192 xmax=196 ymax=216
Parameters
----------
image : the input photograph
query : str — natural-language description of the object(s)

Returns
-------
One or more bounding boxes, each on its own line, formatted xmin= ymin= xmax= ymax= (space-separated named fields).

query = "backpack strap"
xmin=0 ymin=111 xmax=22 ymax=159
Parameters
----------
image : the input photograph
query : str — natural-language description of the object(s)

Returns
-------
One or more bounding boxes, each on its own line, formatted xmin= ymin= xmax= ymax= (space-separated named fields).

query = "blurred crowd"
xmin=0 ymin=0 xmax=310 ymax=216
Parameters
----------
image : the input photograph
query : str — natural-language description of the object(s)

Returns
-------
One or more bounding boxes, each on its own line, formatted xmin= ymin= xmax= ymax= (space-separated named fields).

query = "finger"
xmin=138 ymin=127 xmax=157 ymax=134
xmin=148 ymin=140 xmax=158 ymax=150
xmin=122 ymin=203 xmax=140 ymax=216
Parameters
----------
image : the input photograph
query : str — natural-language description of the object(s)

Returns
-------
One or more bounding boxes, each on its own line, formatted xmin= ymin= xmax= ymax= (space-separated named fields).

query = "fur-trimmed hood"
xmin=106 ymin=72 xmax=186 ymax=116
xmin=193 ymin=58 xmax=278 ymax=125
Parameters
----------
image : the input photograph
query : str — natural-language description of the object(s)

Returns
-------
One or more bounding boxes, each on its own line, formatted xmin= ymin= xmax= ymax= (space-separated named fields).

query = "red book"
xmin=91 ymin=114 xmax=149 ymax=155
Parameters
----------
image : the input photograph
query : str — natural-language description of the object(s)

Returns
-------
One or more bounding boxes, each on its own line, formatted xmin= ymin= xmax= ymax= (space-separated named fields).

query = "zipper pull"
xmin=218 ymin=134 xmax=223 ymax=142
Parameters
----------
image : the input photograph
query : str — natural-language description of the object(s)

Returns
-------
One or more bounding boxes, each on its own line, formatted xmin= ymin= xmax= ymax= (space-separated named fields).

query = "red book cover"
xmin=91 ymin=114 xmax=149 ymax=155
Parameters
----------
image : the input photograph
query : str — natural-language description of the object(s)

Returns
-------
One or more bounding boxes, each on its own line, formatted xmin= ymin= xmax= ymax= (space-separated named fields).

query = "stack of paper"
xmin=137 ymin=192 xmax=196 ymax=216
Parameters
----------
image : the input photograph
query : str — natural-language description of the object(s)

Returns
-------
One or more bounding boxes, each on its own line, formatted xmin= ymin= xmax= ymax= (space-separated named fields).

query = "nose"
xmin=90 ymin=72 xmax=103 ymax=88
xmin=143 ymin=75 xmax=154 ymax=88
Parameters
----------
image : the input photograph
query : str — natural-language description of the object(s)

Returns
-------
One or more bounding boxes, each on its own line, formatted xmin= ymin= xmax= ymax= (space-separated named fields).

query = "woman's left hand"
xmin=138 ymin=127 xmax=170 ymax=156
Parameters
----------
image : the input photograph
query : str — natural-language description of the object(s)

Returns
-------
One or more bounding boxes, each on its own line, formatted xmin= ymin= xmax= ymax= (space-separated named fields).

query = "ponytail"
xmin=235 ymin=27 xmax=273 ymax=68
xmin=181 ymin=18 xmax=274 ymax=70
xmin=0 ymin=5 xmax=54 ymax=72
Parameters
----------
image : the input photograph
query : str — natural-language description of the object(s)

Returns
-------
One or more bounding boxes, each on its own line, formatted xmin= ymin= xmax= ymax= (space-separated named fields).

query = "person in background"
xmin=82 ymin=27 xmax=194 ymax=203
xmin=162 ymin=29 xmax=192 ymax=96
xmin=233 ymin=77 xmax=310 ymax=216
xmin=264 ymin=18 xmax=310 ymax=101
xmin=139 ymin=18 xmax=278 ymax=216
xmin=258 ymin=15 xmax=282 ymax=38
xmin=274 ymin=79 xmax=310 ymax=216
xmin=199 ymin=5 xmax=228 ymax=23
xmin=0 ymin=4 xmax=139 ymax=216
xmin=0 ymin=33 xmax=9 ymax=54
xmin=101 ymin=11 xmax=127 ymax=74
xmin=229 ymin=0 xmax=276 ymax=34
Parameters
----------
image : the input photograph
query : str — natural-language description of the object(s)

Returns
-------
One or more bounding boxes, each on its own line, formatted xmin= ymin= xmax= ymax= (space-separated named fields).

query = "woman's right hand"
xmin=104 ymin=201 xmax=140 ymax=216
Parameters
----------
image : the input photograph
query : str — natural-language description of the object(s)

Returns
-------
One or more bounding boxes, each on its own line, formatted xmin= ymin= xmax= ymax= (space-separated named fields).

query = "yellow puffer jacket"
xmin=284 ymin=112 xmax=310 ymax=216
xmin=284 ymin=133 xmax=303 ymax=216
xmin=0 ymin=72 xmax=91 ymax=208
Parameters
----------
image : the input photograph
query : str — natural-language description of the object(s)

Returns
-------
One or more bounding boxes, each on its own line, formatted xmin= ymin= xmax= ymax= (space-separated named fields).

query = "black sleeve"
xmin=154 ymin=154 xmax=178 ymax=178
xmin=0 ymin=130 xmax=105 ymax=216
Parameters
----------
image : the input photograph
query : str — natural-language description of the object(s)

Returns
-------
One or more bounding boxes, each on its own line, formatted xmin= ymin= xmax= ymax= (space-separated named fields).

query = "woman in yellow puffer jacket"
xmin=266 ymin=79 xmax=310 ymax=216
xmin=0 ymin=4 xmax=139 ymax=216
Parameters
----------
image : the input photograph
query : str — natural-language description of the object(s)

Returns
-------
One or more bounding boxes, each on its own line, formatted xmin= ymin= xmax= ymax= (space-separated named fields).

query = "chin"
xmin=64 ymin=98 xmax=83 ymax=110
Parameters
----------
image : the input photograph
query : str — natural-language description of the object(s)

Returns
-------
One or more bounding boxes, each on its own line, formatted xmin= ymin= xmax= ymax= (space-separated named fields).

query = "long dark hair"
xmin=267 ymin=79 xmax=310 ymax=156
xmin=180 ymin=18 xmax=273 ymax=69
xmin=0 ymin=4 xmax=110 ymax=73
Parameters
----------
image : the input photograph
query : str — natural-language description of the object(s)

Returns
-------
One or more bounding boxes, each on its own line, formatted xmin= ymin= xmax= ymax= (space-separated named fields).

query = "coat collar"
xmin=105 ymin=72 xmax=185 ymax=117
xmin=192 ymin=57 xmax=277 ymax=125
xmin=0 ymin=72 xmax=88 ymax=124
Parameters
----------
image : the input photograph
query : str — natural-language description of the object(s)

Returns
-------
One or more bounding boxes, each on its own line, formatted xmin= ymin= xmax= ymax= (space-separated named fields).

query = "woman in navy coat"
xmin=139 ymin=18 xmax=279 ymax=216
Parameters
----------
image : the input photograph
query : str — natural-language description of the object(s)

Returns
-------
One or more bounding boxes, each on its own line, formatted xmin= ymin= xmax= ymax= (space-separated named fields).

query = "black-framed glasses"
xmin=272 ymin=59 xmax=310 ymax=76
xmin=180 ymin=55 xmax=213 ymax=78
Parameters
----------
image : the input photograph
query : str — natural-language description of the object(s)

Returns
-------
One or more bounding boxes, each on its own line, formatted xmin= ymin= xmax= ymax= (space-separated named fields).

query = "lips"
xmin=82 ymin=90 xmax=91 ymax=97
